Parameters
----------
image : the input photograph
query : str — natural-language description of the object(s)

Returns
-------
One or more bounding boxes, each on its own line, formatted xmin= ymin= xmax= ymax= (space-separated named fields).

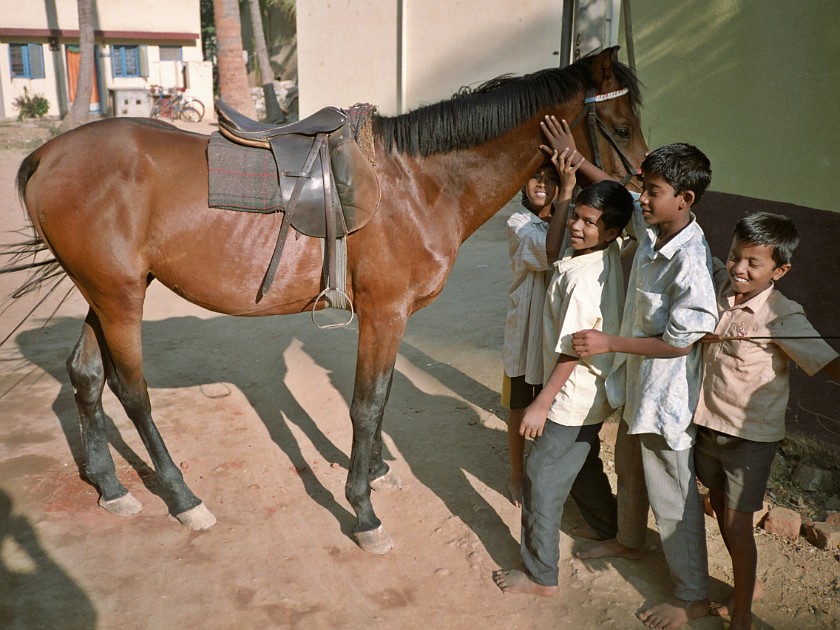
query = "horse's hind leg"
xmin=77 ymin=305 xmax=215 ymax=529
xmin=67 ymin=311 xmax=142 ymax=516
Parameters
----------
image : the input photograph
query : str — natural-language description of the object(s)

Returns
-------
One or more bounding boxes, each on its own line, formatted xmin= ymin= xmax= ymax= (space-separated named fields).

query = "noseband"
xmin=568 ymin=87 xmax=639 ymax=185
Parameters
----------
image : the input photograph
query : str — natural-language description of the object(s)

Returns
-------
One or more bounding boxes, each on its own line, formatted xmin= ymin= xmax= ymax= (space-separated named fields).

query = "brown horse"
xmin=9 ymin=47 xmax=646 ymax=553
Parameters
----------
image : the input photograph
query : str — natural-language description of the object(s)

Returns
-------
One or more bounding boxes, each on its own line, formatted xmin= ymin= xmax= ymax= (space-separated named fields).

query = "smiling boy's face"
xmin=525 ymin=166 xmax=559 ymax=218
xmin=567 ymin=203 xmax=619 ymax=256
xmin=726 ymin=238 xmax=791 ymax=303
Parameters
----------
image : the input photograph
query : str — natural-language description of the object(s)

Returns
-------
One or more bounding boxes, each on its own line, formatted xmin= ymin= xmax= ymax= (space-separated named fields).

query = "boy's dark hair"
xmin=575 ymin=180 xmax=634 ymax=232
xmin=641 ymin=143 xmax=712 ymax=205
xmin=733 ymin=211 xmax=799 ymax=266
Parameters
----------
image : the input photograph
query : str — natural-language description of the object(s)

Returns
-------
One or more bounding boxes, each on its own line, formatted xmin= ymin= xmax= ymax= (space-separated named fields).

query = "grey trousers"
xmin=614 ymin=419 xmax=708 ymax=602
xmin=570 ymin=432 xmax=618 ymax=540
xmin=521 ymin=421 xmax=615 ymax=586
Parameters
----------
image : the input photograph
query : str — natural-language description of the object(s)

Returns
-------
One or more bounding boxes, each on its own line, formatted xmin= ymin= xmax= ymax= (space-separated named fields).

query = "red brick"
xmin=762 ymin=506 xmax=801 ymax=540
xmin=753 ymin=501 xmax=770 ymax=527
xmin=805 ymin=522 xmax=840 ymax=550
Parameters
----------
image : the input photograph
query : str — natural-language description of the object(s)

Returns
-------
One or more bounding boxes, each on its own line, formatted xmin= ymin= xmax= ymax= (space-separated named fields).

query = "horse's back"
xmin=21 ymin=119 xmax=326 ymax=315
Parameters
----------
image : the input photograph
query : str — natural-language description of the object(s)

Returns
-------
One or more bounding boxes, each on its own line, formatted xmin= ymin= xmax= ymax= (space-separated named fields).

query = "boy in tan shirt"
xmin=693 ymin=212 xmax=840 ymax=630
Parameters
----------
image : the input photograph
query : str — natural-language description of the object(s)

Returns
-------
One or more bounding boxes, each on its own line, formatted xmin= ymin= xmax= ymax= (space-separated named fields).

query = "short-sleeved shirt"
xmin=693 ymin=268 xmax=839 ymax=442
xmin=543 ymin=238 xmax=626 ymax=426
xmin=503 ymin=209 xmax=551 ymax=384
xmin=607 ymin=208 xmax=718 ymax=450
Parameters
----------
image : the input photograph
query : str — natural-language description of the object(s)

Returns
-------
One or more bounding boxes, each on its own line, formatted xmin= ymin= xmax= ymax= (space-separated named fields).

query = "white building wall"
xmin=297 ymin=0 xmax=569 ymax=117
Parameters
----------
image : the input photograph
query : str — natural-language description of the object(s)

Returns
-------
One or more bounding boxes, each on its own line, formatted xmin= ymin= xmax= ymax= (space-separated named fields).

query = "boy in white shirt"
xmin=494 ymin=157 xmax=634 ymax=595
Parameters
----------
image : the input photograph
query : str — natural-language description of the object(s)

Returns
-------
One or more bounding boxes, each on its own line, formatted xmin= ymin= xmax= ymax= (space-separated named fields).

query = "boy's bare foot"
xmin=575 ymin=537 xmax=642 ymax=560
xmin=492 ymin=569 xmax=558 ymax=596
xmin=508 ymin=479 xmax=523 ymax=507
xmin=637 ymin=597 xmax=710 ymax=630
xmin=711 ymin=578 xmax=764 ymax=618
xmin=571 ymin=525 xmax=602 ymax=540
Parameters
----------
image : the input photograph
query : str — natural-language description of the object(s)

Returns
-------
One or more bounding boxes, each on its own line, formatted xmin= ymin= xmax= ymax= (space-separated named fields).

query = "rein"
xmin=568 ymin=87 xmax=638 ymax=185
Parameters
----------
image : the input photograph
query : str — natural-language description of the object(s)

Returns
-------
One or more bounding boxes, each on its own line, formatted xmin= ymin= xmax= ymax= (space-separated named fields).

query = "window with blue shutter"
xmin=112 ymin=45 xmax=148 ymax=78
xmin=9 ymin=43 xmax=45 ymax=79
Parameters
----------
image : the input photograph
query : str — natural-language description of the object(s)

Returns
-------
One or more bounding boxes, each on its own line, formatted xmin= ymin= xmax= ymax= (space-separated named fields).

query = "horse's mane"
xmin=373 ymin=54 xmax=641 ymax=157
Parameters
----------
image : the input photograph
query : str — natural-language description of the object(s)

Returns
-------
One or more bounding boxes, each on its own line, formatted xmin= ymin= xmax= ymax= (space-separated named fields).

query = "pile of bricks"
xmin=697 ymin=463 xmax=840 ymax=550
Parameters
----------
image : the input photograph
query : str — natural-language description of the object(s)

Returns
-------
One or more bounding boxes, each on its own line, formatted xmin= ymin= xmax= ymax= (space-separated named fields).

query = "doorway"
xmin=65 ymin=44 xmax=100 ymax=112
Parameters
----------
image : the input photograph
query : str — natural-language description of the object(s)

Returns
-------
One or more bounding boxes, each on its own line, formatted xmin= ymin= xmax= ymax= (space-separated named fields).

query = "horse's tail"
xmin=1 ymin=149 xmax=71 ymax=348
xmin=16 ymin=150 xmax=40 ymax=206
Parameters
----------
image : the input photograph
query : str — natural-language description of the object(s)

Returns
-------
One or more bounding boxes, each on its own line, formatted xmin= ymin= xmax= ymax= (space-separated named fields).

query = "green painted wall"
xmin=622 ymin=0 xmax=839 ymax=211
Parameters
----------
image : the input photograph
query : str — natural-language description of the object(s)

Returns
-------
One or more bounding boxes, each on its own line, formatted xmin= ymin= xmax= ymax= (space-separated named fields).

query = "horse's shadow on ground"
xmin=13 ymin=312 xmax=519 ymax=565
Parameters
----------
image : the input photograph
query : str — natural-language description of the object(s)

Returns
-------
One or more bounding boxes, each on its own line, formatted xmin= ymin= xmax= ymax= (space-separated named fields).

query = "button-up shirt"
xmin=543 ymin=238 xmax=627 ymax=426
xmin=607 ymin=209 xmax=718 ymax=450
xmin=503 ymin=209 xmax=552 ymax=384
xmin=693 ymin=267 xmax=839 ymax=442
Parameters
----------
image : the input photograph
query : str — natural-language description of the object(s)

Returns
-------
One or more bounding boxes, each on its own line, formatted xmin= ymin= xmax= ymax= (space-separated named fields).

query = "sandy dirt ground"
xmin=0 ymin=119 xmax=838 ymax=630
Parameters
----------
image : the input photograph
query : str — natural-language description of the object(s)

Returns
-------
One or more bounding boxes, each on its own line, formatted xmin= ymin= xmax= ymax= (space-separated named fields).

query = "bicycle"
xmin=149 ymin=86 xmax=205 ymax=122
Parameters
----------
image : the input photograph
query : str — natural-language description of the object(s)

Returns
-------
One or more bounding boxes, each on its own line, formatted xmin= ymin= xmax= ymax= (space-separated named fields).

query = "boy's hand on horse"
xmin=540 ymin=115 xmax=576 ymax=156
xmin=554 ymin=147 xmax=584 ymax=199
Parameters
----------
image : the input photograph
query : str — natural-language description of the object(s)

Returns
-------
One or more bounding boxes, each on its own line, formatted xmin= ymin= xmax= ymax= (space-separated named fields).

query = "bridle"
xmin=568 ymin=87 xmax=639 ymax=186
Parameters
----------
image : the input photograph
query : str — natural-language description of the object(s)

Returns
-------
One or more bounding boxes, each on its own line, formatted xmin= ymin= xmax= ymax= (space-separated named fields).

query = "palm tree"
xmin=246 ymin=0 xmax=283 ymax=121
xmin=213 ymin=0 xmax=256 ymax=116
xmin=59 ymin=0 xmax=94 ymax=131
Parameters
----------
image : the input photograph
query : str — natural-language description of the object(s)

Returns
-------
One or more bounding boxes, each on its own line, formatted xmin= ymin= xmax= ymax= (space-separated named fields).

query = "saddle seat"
xmin=216 ymin=99 xmax=347 ymax=146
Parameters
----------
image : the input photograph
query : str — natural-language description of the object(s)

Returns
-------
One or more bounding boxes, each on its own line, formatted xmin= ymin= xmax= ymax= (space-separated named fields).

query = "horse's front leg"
xmin=346 ymin=311 xmax=406 ymax=554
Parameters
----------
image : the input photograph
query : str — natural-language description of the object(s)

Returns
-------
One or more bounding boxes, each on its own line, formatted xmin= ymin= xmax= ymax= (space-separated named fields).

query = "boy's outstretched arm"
xmin=571 ymin=329 xmax=692 ymax=358
xmin=519 ymin=355 xmax=577 ymax=438
xmin=545 ymin=148 xmax=582 ymax=263
xmin=540 ymin=115 xmax=612 ymax=185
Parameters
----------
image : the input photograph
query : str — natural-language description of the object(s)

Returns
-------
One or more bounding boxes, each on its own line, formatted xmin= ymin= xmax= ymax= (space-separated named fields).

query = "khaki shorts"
xmin=501 ymin=373 xmax=542 ymax=410
xmin=694 ymin=426 xmax=778 ymax=513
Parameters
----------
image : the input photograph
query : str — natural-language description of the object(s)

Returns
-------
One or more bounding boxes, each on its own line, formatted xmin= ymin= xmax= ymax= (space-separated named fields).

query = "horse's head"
xmin=567 ymin=47 xmax=647 ymax=191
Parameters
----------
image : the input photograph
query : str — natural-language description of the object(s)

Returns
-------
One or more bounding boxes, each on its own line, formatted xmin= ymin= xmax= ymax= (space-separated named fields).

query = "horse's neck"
xmin=431 ymin=129 xmax=545 ymax=242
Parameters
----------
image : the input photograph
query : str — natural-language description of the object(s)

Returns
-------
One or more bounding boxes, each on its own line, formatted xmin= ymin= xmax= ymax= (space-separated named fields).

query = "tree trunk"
xmin=213 ymin=0 xmax=255 ymax=117
xmin=247 ymin=0 xmax=283 ymax=122
xmin=59 ymin=0 xmax=94 ymax=131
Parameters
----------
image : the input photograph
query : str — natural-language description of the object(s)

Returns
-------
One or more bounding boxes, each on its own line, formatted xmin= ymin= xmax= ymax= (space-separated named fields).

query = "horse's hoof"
xmin=370 ymin=469 xmax=402 ymax=492
xmin=354 ymin=525 xmax=394 ymax=554
xmin=99 ymin=492 xmax=143 ymax=516
xmin=174 ymin=502 xmax=217 ymax=530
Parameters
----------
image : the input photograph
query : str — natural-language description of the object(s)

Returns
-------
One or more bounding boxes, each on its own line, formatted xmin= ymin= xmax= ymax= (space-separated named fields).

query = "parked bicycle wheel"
xmin=150 ymin=99 xmax=164 ymax=119
xmin=182 ymin=97 xmax=205 ymax=121
xmin=179 ymin=105 xmax=203 ymax=123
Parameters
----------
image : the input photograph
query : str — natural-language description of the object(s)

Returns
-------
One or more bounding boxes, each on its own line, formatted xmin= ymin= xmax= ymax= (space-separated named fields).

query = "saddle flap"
xmin=266 ymin=125 xmax=380 ymax=238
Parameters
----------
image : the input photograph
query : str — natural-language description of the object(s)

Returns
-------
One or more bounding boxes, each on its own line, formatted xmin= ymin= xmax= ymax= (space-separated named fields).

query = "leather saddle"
xmin=215 ymin=99 xmax=381 ymax=302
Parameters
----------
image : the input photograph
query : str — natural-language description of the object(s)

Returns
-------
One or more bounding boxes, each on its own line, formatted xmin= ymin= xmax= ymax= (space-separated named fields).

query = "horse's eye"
xmin=615 ymin=127 xmax=631 ymax=140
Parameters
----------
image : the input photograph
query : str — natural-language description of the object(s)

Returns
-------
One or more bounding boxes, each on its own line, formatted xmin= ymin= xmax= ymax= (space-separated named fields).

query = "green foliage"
xmin=268 ymin=0 xmax=296 ymax=19
xmin=13 ymin=87 xmax=50 ymax=121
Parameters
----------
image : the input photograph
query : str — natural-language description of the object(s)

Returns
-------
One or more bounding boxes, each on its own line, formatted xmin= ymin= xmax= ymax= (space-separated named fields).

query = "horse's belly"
xmin=149 ymin=209 xmax=326 ymax=316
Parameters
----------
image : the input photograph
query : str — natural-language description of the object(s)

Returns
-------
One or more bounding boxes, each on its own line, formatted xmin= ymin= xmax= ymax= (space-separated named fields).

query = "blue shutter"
xmin=28 ymin=44 xmax=45 ymax=79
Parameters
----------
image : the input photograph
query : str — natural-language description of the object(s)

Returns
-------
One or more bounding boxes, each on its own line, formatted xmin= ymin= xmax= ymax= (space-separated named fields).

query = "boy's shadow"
xmin=0 ymin=489 xmax=97 ymax=629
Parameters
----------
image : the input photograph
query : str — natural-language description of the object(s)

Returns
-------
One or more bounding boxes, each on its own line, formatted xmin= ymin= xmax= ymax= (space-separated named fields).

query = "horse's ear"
xmin=591 ymin=46 xmax=622 ymax=89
